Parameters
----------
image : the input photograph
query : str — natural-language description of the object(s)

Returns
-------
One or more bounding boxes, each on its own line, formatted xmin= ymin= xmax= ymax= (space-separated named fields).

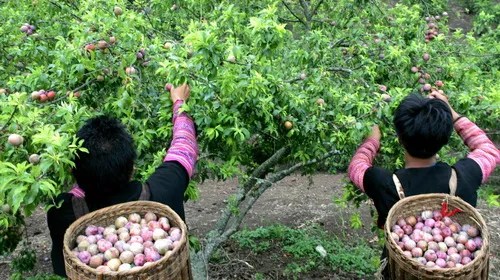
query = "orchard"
xmin=0 ymin=0 xmax=499 ymax=279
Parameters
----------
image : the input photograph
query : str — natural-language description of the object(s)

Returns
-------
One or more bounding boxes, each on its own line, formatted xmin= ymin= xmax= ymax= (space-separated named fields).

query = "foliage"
xmin=0 ymin=0 xmax=499 ymax=275
xmin=232 ymin=224 xmax=380 ymax=278
xmin=9 ymin=243 xmax=36 ymax=280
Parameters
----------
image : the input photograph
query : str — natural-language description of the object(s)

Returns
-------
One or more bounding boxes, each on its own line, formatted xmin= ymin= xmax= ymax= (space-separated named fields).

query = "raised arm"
xmin=348 ymin=125 xmax=381 ymax=192
xmin=454 ymin=117 xmax=500 ymax=183
xmin=428 ymin=91 xmax=500 ymax=183
xmin=163 ymin=85 xmax=199 ymax=178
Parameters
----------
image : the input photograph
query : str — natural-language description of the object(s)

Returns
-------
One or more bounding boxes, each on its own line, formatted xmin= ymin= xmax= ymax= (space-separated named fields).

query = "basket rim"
xmin=62 ymin=200 xmax=189 ymax=276
xmin=384 ymin=193 xmax=489 ymax=274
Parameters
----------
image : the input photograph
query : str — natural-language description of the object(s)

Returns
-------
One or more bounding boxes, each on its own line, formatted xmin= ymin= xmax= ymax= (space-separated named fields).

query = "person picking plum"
xmin=348 ymin=92 xmax=499 ymax=278
xmin=47 ymin=84 xmax=198 ymax=277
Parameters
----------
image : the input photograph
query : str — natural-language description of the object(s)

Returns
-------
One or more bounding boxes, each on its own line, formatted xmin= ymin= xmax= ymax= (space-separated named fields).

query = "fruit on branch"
xmin=84 ymin=43 xmax=95 ymax=51
xmin=47 ymin=91 xmax=56 ymax=100
xmin=8 ymin=134 xmax=24 ymax=146
xmin=381 ymin=94 xmax=392 ymax=102
xmin=114 ymin=6 xmax=123 ymax=16
xmin=125 ymin=66 xmax=136 ymax=75
xmin=29 ymin=154 xmax=40 ymax=164
xmin=98 ymin=40 xmax=108 ymax=50
xmin=284 ymin=121 xmax=293 ymax=130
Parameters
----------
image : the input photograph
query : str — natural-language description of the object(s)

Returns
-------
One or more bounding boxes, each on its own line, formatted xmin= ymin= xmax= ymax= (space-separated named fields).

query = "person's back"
xmin=347 ymin=92 xmax=499 ymax=279
xmin=46 ymin=84 xmax=198 ymax=277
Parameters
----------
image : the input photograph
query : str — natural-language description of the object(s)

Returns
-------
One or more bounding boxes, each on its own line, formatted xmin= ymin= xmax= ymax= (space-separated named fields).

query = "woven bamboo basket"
xmin=63 ymin=201 xmax=192 ymax=280
xmin=384 ymin=194 xmax=489 ymax=280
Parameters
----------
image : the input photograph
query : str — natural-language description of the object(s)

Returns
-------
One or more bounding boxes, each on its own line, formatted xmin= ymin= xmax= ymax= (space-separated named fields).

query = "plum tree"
xmin=0 ymin=0 xmax=498 ymax=278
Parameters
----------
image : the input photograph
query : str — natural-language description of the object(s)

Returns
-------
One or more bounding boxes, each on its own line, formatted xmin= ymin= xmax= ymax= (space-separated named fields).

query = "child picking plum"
xmin=348 ymin=92 xmax=499 ymax=278
xmin=47 ymin=84 xmax=198 ymax=277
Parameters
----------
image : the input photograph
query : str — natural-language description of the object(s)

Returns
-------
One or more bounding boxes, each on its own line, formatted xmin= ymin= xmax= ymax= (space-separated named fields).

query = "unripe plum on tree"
xmin=98 ymin=40 xmax=108 ymax=50
xmin=284 ymin=121 xmax=293 ymax=130
xmin=8 ymin=134 xmax=24 ymax=146
xmin=1 ymin=204 xmax=11 ymax=213
xmin=125 ymin=66 xmax=136 ymax=75
xmin=29 ymin=154 xmax=40 ymax=164
xmin=381 ymin=94 xmax=392 ymax=102
xmin=114 ymin=6 xmax=123 ymax=16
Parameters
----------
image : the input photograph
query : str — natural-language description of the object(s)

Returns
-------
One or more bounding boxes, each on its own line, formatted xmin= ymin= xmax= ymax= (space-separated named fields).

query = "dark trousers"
xmin=381 ymin=245 xmax=390 ymax=280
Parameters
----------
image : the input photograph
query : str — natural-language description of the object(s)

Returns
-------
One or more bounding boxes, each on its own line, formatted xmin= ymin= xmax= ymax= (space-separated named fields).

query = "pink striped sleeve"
xmin=454 ymin=117 xmax=500 ymax=183
xmin=348 ymin=137 xmax=380 ymax=192
xmin=164 ymin=100 xmax=199 ymax=178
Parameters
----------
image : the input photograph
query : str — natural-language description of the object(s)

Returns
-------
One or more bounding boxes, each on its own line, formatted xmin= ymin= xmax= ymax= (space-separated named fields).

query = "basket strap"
xmin=449 ymin=168 xmax=457 ymax=196
xmin=71 ymin=196 xmax=90 ymax=219
xmin=392 ymin=174 xmax=405 ymax=200
xmin=139 ymin=183 xmax=151 ymax=200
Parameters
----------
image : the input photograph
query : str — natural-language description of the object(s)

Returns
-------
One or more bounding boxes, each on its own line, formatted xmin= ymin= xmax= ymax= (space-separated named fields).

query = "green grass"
xmin=232 ymin=224 xmax=381 ymax=278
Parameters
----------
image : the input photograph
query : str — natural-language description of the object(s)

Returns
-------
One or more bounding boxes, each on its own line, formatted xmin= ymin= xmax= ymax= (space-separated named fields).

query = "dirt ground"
xmin=1 ymin=172 xmax=499 ymax=279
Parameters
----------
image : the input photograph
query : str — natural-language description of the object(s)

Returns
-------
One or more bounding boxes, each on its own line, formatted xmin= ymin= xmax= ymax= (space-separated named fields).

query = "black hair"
xmin=393 ymin=94 xmax=453 ymax=159
xmin=73 ymin=116 xmax=136 ymax=200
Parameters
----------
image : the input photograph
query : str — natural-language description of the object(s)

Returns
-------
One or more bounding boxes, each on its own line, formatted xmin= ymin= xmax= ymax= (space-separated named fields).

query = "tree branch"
xmin=281 ymin=0 xmax=308 ymax=29
xmin=299 ymin=0 xmax=311 ymax=21
xmin=199 ymin=146 xmax=289 ymax=263
xmin=312 ymin=0 xmax=324 ymax=15
xmin=49 ymin=0 xmax=82 ymax=21
xmin=39 ymin=79 xmax=95 ymax=107
xmin=220 ymin=149 xmax=342 ymax=243
xmin=327 ymin=67 xmax=353 ymax=75
xmin=210 ymin=146 xmax=289 ymax=236
xmin=0 ymin=105 xmax=18 ymax=132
